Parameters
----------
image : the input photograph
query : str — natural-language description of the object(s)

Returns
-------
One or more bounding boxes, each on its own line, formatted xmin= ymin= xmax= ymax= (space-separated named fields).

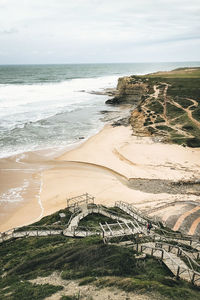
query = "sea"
xmin=1 ymin=62 xmax=200 ymax=158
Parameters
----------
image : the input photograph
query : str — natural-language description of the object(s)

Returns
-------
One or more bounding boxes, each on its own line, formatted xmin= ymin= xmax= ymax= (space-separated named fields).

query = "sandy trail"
xmin=153 ymin=85 xmax=160 ymax=98
xmin=171 ymin=98 xmax=200 ymax=129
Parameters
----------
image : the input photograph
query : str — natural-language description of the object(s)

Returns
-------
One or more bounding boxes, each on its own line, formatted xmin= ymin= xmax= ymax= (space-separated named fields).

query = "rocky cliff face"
xmin=106 ymin=76 xmax=148 ymax=105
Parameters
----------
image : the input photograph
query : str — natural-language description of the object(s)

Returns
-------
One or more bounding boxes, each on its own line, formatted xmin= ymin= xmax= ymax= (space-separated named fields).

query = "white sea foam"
xmin=0 ymin=179 xmax=29 ymax=203
xmin=0 ymin=75 xmax=118 ymax=122
xmin=0 ymin=74 xmax=118 ymax=158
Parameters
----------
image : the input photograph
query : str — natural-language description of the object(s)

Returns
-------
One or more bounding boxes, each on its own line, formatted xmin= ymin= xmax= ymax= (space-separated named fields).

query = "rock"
xmin=106 ymin=96 xmax=125 ymax=105
xmin=100 ymin=110 xmax=112 ymax=114
xmin=112 ymin=117 xmax=130 ymax=127
xmin=106 ymin=76 xmax=148 ymax=106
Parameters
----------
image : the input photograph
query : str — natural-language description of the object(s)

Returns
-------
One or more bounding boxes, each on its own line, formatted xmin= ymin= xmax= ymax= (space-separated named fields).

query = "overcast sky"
xmin=0 ymin=0 xmax=200 ymax=64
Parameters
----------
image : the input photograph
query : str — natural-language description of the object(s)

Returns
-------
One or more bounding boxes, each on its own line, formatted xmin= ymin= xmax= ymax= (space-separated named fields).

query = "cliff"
xmin=106 ymin=68 xmax=200 ymax=147
xmin=106 ymin=76 xmax=149 ymax=105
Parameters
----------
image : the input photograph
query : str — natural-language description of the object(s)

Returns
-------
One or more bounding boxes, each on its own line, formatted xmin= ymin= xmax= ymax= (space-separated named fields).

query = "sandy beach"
xmin=1 ymin=124 xmax=200 ymax=234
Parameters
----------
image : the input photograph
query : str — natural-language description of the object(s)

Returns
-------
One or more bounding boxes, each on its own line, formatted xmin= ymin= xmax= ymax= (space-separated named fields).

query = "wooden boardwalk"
xmin=132 ymin=242 xmax=200 ymax=286
xmin=1 ymin=194 xmax=200 ymax=286
xmin=99 ymin=220 xmax=142 ymax=243
xmin=63 ymin=204 xmax=134 ymax=236
xmin=0 ymin=228 xmax=63 ymax=243
xmin=67 ymin=193 xmax=94 ymax=212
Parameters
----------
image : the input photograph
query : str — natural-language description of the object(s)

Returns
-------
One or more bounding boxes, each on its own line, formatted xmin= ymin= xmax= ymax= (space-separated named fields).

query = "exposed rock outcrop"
xmin=106 ymin=76 xmax=148 ymax=105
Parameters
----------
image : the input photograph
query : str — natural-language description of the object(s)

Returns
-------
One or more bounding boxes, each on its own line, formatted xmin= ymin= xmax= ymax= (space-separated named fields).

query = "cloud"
xmin=0 ymin=0 xmax=199 ymax=63
xmin=0 ymin=28 xmax=18 ymax=35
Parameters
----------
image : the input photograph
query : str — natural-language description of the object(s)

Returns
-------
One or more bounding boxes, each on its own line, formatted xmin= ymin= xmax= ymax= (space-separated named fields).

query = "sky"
xmin=0 ymin=0 xmax=200 ymax=64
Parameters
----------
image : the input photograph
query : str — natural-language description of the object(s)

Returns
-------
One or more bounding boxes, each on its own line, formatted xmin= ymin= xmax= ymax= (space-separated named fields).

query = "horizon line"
xmin=0 ymin=60 xmax=200 ymax=66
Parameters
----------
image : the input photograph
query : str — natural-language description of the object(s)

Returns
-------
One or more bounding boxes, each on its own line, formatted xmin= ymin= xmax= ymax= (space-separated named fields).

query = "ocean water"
xmin=0 ymin=62 xmax=200 ymax=158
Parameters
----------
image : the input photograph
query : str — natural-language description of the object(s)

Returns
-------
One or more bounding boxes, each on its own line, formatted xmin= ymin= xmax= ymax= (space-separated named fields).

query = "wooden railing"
xmin=0 ymin=227 xmax=63 ymax=243
xmin=134 ymin=243 xmax=200 ymax=286
xmin=66 ymin=193 xmax=94 ymax=209
xmin=115 ymin=201 xmax=161 ymax=227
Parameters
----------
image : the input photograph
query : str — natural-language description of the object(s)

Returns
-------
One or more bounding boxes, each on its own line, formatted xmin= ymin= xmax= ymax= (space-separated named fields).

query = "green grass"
xmin=96 ymin=276 xmax=200 ymax=300
xmin=78 ymin=213 xmax=114 ymax=229
xmin=154 ymin=116 xmax=165 ymax=123
xmin=1 ymin=205 xmax=200 ymax=299
xmin=79 ymin=276 xmax=96 ymax=286
xmin=146 ymin=67 xmax=200 ymax=79
xmin=0 ymin=280 xmax=63 ymax=300
xmin=186 ymin=138 xmax=200 ymax=148
xmin=173 ymin=97 xmax=193 ymax=109
xmin=192 ymin=107 xmax=200 ymax=122
xmin=61 ymin=242 xmax=139 ymax=279
xmin=147 ymin=101 xmax=163 ymax=113
xmin=147 ymin=127 xmax=158 ymax=134
xmin=170 ymin=136 xmax=187 ymax=146
xmin=166 ymin=102 xmax=185 ymax=119
xmin=0 ymin=234 xmax=199 ymax=299
xmin=155 ymin=125 xmax=174 ymax=133
xmin=16 ymin=208 xmax=72 ymax=232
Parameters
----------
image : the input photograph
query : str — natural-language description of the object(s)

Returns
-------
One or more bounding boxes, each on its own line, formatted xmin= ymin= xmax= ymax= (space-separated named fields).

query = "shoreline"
xmin=1 ymin=122 xmax=200 ymax=234
xmin=0 ymin=102 xmax=131 ymax=232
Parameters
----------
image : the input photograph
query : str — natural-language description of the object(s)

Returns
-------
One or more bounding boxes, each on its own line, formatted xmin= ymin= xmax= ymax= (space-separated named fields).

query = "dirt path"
xmin=153 ymin=85 xmax=159 ymax=98
xmin=171 ymin=99 xmax=200 ymax=129
xmin=163 ymin=84 xmax=168 ymax=123
xmin=146 ymin=85 xmax=197 ymax=139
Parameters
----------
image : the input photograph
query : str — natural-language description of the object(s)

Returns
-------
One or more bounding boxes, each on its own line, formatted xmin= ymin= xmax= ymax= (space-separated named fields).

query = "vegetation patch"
xmin=96 ymin=275 xmax=200 ymax=300
xmin=78 ymin=213 xmax=114 ymax=229
xmin=0 ymin=280 xmax=63 ymax=300
xmin=173 ymin=97 xmax=193 ymax=109
xmin=147 ymin=101 xmax=163 ymax=113
xmin=166 ymin=102 xmax=185 ymax=119
xmin=16 ymin=208 xmax=72 ymax=232
xmin=156 ymin=125 xmax=174 ymax=133
xmin=154 ymin=116 xmax=165 ymax=123
xmin=192 ymin=107 xmax=200 ymax=122
xmin=186 ymin=138 xmax=200 ymax=148
xmin=79 ymin=276 xmax=96 ymax=286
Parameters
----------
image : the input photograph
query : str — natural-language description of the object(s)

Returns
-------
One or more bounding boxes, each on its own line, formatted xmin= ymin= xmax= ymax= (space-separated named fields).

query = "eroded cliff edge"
xmin=106 ymin=67 xmax=200 ymax=147
xmin=106 ymin=76 xmax=149 ymax=105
